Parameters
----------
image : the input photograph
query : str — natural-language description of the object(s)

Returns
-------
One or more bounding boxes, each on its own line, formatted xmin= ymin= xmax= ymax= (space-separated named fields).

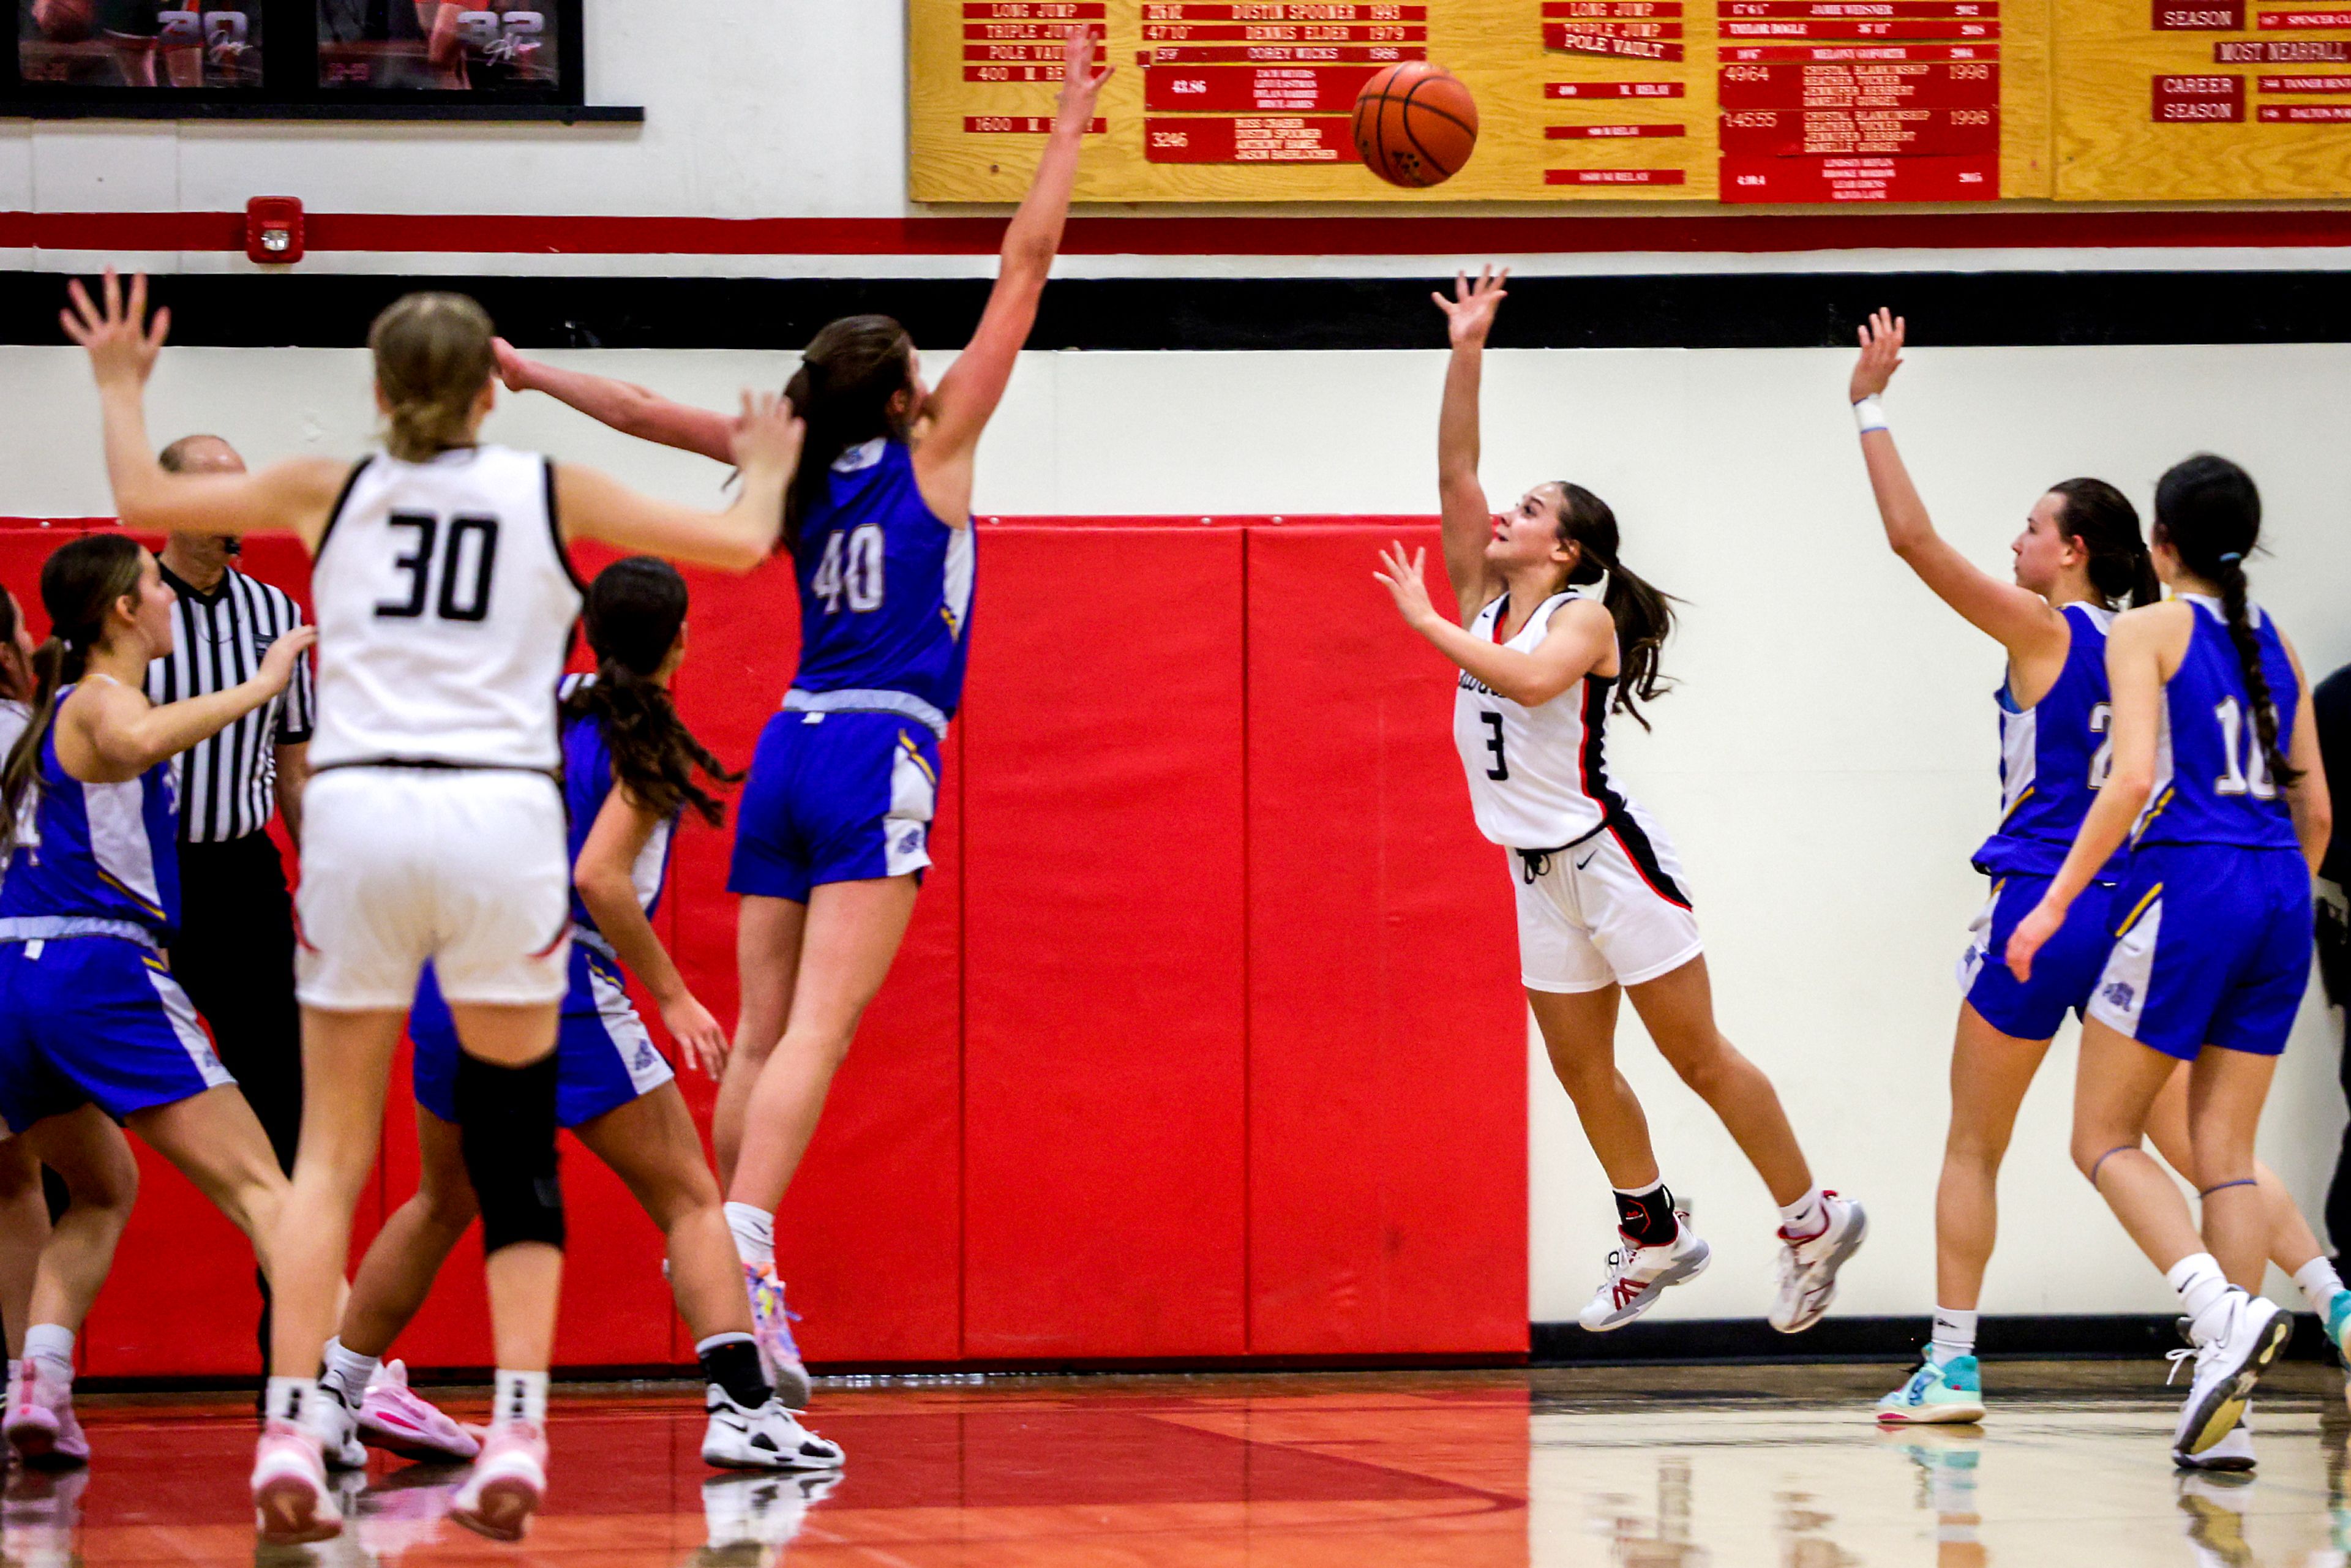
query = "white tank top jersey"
xmin=1452 ymin=590 xmax=1633 ymax=850
xmin=309 ymin=445 xmax=585 ymax=773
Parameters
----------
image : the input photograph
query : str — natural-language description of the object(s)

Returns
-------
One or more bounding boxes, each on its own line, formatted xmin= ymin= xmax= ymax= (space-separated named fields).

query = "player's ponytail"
xmin=781 ymin=314 xmax=916 ymax=558
xmin=2049 ymin=477 xmax=2158 ymax=610
xmin=0 ymin=590 xmax=29 ymax=706
xmin=561 ymin=557 xmax=741 ymax=828
xmin=369 ymin=291 xmax=496 ymax=463
xmin=1551 ymin=482 xmax=1678 ymax=730
xmin=0 ymin=535 xmax=144 ymax=859
xmin=2154 ymin=453 xmax=2299 ymax=788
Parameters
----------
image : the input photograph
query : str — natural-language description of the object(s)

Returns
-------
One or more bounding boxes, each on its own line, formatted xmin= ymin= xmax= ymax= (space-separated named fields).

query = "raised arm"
xmin=2004 ymin=606 xmax=2177 ymax=979
xmin=912 ymin=25 xmax=1111 ymax=524
xmin=64 ymin=272 xmax=346 ymax=547
xmin=1373 ymin=542 xmax=1610 ymax=706
xmin=61 ymin=626 xmax=314 ymax=782
xmin=1433 ymin=268 xmax=1508 ymax=628
xmin=493 ymin=339 xmax=737 ymax=465
xmin=2282 ymin=635 xmax=2333 ymax=874
xmin=1850 ymin=310 xmax=2064 ymax=664
xmin=573 ymin=788 xmax=727 ymax=1078
xmin=557 ymin=391 xmax=800 ymax=572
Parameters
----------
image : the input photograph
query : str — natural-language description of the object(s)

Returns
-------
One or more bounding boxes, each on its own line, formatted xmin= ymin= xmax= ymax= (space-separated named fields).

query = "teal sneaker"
xmin=1876 ymin=1354 xmax=1986 ymax=1425
xmin=2325 ymin=1288 xmax=2351 ymax=1367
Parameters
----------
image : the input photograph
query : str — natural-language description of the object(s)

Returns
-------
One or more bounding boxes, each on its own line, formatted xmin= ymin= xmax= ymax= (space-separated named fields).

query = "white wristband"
xmin=1853 ymin=396 xmax=1889 ymax=435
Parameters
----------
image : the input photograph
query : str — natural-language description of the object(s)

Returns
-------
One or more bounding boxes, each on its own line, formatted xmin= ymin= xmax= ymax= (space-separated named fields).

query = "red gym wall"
xmin=0 ymin=517 xmax=1526 ymax=1376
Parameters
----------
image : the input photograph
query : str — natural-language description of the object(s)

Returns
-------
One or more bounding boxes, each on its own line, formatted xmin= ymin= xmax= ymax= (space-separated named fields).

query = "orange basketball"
xmin=1352 ymin=62 xmax=1479 ymax=189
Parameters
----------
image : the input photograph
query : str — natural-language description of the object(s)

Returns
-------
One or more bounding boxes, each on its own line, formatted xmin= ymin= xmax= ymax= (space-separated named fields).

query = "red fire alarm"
xmin=245 ymin=197 xmax=303 ymax=264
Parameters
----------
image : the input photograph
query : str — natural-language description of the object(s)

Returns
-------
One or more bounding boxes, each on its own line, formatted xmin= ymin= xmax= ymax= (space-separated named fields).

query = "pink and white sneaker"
xmin=252 ymin=1418 xmax=342 ymax=1544
xmin=449 ymin=1421 xmax=548 ymax=1542
xmin=744 ymin=1263 xmax=812 ymax=1409
xmin=358 ymin=1360 xmax=479 ymax=1462
xmin=2 ymin=1361 xmax=87 ymax=1469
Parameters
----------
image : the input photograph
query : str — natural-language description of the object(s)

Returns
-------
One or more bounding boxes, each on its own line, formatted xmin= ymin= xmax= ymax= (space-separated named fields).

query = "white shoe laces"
xmin=2165 ymin=1346 xmax=2200 ymax=1387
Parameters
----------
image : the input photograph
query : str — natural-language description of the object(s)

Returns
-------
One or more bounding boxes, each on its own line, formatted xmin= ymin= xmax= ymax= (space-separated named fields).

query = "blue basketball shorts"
xmin=1958 ymin=874 xmax=2117 ymax=1040
xmin=0 ymin=936 xmax=234 ymax=1133
xmin=727 ymin=708 xmax=939 ymax=904
xmin=410 ymin=943 xmax=675 ymax=1130
xmin=2087 ymin=843 xmax=2314 ymax=1060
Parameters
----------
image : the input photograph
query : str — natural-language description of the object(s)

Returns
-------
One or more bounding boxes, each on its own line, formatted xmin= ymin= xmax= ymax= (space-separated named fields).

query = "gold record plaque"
xmin=909 ymin=1 xmax=2054 ymax=203
xmin=2058 ymin=1 xmax=2351 ymax=198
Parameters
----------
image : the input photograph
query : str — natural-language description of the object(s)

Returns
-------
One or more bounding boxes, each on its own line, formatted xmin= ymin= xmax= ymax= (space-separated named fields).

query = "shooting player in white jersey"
xmin=1373 ymin=267 xmax=1867 ymax=1340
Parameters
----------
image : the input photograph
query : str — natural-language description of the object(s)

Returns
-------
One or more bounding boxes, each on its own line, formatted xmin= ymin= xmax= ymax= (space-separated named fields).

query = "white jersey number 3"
xmin=814 ymin=523 xmax=885 ymax=614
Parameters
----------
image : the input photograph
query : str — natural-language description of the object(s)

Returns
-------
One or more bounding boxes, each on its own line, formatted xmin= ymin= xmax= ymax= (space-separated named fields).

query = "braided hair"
xmin=0 ymin=535 xmax=146 ymax=858
xmin=1548 ymin=482 xmax=1679 ymax=730
xmin=2154 ymin=454 xmax=2298 ymax=787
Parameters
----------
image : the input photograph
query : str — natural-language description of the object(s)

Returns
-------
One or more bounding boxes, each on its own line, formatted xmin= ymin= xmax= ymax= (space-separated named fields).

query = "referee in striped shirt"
xmin=144 ymin=434 xmax=315 ymax=1185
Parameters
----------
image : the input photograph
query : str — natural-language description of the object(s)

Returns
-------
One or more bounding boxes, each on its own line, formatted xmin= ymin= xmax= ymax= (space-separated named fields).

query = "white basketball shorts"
xmin=295 ymin=768 xmax=572 ymax=1011
xmin=1512 ymin=809 xmax=1703 ymax=994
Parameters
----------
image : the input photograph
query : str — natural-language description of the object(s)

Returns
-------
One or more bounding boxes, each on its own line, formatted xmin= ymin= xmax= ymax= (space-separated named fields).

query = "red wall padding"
xmin=0 ymin=516 xmax=1526 ymax=1371
xmin=1245 ymin=526 xmax=1528 ymax=1355
xmin=961 ymin=525 xmax=1251 ymax=1358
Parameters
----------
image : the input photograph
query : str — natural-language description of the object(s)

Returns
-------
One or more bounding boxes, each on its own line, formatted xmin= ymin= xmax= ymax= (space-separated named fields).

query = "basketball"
xmin=1351 ymin=62 xmax=1479 ymax=189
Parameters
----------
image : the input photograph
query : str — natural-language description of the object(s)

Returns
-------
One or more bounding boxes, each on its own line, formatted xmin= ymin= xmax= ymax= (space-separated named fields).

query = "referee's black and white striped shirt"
xmin=144 ymin=561 xmax=317 ymax=843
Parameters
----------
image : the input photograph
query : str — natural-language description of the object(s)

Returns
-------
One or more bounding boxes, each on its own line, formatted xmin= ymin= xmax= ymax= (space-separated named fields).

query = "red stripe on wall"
xmin=9 ymin=209 xmax=2351 ymax=258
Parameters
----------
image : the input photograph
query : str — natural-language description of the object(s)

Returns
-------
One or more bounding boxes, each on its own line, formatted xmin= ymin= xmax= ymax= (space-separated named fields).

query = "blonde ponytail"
xmin=369 ymin=292 xmax=495 ymax=462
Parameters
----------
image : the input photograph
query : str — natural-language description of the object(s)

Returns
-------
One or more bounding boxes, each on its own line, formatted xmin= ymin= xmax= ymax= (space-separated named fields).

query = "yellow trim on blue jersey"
xmin=941 ymin=606 xmax=964 ymax=640
xmin=896 ymin=732 xmax=938 ymax=787
xmin=95 ymin=869 xmax=167 ymax=921
xmin=2131 ymin=786 xmax=2175 ymax=846
xmin=141 ymin=953 xmax=171 ymax=974
xmin=1997 ymin=786 xmax=2036 ymax=824
xmin=2114 ymin=883 xmax=2164 ymax=938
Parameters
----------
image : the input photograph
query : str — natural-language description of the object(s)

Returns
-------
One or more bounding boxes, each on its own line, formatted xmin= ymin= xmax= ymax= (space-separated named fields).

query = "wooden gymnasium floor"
xmin=22 ymin=1361 xmax=2351 ymax=1564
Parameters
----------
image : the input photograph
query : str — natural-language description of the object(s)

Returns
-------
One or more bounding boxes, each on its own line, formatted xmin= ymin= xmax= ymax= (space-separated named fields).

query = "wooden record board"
xmin=909 ymin=1 xmax=2054 ymax=203
xmin=2057 ymin=1 xmax=2351 ymax=198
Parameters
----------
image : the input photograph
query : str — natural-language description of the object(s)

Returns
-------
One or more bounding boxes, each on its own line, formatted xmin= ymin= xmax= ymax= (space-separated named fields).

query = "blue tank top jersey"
xmin=788 ymin=437 xmax=975 ymax=733
xmin=560 ymin=700 xmax=675 ymax=936
xmin=2133 ymin=596 xmax=2302 ymax=850
xmin=0 ymin=686 xmax=181 ymax=942
xmin=1973 ymin=602 xmax=2120 ymax=879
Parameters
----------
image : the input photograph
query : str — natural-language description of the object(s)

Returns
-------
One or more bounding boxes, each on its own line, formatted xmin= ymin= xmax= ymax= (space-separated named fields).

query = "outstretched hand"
xmin=61 ymin=268 xmax=168 ymax=391
xmin=732 ymin=389 xmax=805 ymax=476
xmin=1054 ymin=24 xmax=1113 ymax=127
xmin=491 ymin=337 xmax=539 ymax=394
xmin=1373 ymin=541 xmax=1441 ymax=631
xmin=1850 ymin=307 xmax=1905 ymax=403
xmin=1434 ymin=265 xmax=1509 ymax=350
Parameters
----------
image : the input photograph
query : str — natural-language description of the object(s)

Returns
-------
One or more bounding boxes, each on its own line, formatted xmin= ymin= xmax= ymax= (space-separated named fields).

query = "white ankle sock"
xmin=726 ymin=1202 xmax=776 ymax=1267
xmin=1778 ymin=1188 xmax=1827 ymax=1240
xmin=265 ymin=1375 xmax=310 ymax=1425
xmin=2167 ymin=1252 xmax=2233 ymax=1338
xmin=321 ymin=1336 xmax=381 ymax=1405
xmin=21 ymin=1324 xmax=72 ymax=1382
xmin=1929 ymin=1306 xmax=1978 ymax=1364
xmin=2296 ymin=1257 xmax=2345 ymax=1313
xmin=493 ymin=1368 xmax=549 ymax=1428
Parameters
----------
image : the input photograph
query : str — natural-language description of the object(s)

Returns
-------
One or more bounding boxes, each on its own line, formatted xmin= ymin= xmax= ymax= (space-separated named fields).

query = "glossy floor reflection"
xmin=18 ymin=1361 xmax=2351 ymax=1565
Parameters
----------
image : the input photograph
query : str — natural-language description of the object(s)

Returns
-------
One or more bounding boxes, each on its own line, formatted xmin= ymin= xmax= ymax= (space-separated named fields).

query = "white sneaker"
xmin=1769 ymin=1192 xmax=1867 ymax=1334
xmin=1578 ymin=1225 xmax=1711 ymax=1332
xmin=700 ymin=1392 xmax=846 ymax=1471
xmin=314 ymin=1385 xmax=368 ymax=1472
xmin=449 ymin=1420 xmax=548 ymax=1542
xmin=2176 ymin=1415 xmax=2257 ymax=1472
xmin=2169 ymin=1290 xmax=2290 ymax=1458
xmin=252 ymin=1417 xmax=343 ymax=1544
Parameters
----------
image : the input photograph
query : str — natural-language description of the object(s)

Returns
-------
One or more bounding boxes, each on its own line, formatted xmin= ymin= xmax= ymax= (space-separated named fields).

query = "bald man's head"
xmin=158 ymin=434 xmax=245 ymax=475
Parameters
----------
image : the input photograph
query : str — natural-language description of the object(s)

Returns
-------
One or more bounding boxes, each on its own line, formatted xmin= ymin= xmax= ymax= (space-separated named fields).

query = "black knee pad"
xmin=453 ymin=1051 xmax=566 ymax=1255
